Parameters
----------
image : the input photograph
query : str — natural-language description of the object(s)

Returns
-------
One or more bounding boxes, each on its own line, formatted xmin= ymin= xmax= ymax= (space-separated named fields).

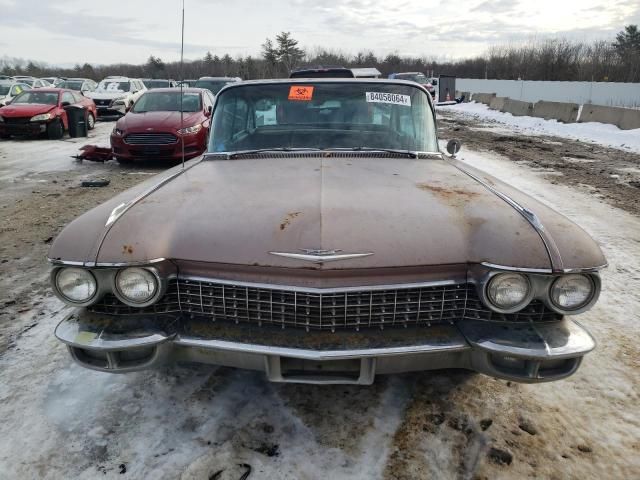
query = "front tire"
xmin=87 ymin=112 xmax=96 ymax=130
xmin=47 ymin=119 xmax=64 ymax=140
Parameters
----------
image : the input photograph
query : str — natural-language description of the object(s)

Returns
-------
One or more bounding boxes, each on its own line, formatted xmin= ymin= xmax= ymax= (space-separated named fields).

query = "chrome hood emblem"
xmin=269 ymin=249 xmax=373 ymax=263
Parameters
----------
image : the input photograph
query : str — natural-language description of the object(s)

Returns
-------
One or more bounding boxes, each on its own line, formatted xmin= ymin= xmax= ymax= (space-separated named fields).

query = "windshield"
xmin=12 ymin=91 xmax=59 ymax=105
xmin=61 ymin=81 xmax=83 ymax=91
xmin=394 ymin=73 xmax=428 ymax=84
xmin=194 ymin=80 xmax=231 ymax=95
xmin=97 ymin=80 xmax=130 ymax=92
xmin=0 ymin=85 xmax=10 ymax=95
xmin=132 ymin=91 xmax=201 ymax=113
xmin=209 ymin=82 xmax=437 ymax=153
xmin=143 ymin=80 xmax=170 ymax=89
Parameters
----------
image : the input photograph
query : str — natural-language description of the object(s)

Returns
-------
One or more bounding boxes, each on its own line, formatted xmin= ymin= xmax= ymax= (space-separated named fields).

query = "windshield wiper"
xmin=328 ymin=147 xmax=419 ymax=158
xmin=224 ymin=147 xmax=321 ymax=159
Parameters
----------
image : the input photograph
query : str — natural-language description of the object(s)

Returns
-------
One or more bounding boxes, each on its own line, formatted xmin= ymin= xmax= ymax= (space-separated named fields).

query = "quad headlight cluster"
xmin=483 ymin=271 xmax=598 ymax=314
xmin=52 ymin=266 xmax=162 ymax=308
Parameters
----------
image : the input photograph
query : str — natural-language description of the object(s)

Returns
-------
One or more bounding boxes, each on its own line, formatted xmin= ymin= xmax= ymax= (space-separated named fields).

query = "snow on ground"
xmin=438 ymin=102 xmax=640 ymax=154
xmin=0 ymin=121 xmax=112 ymax=181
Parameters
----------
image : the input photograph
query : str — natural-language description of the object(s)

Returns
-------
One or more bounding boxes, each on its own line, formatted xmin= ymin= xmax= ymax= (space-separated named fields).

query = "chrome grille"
xmin=88 ymin=279 xmax=562 ymax=331
xmin=124 ymin=133 xmax=178 ymax=145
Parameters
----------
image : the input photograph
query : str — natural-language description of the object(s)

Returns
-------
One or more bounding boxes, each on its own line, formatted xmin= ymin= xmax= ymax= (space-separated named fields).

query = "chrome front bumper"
xmin=55 ymin=311 xmax=595 ymax=385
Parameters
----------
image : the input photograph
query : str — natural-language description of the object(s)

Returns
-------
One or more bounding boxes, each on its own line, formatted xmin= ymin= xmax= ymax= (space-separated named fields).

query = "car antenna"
xmin=180 ymin=0 xmax=185 ymax=170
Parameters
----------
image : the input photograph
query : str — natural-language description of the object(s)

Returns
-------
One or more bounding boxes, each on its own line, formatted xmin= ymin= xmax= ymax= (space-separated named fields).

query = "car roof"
xmin=66 ymin=78 xmax=92 ymax=81
xmin=231 ymin=78 xmax=427 ymax=87
xmin=197 ymin=76 xmax=240 ymax=81
xmin=290 ymin=66 xmax=355 ymax=78
xmin=141 ymin=87 xmax=205 ymax=93
xmin=218 ymin=78 xmax=434 ymax=99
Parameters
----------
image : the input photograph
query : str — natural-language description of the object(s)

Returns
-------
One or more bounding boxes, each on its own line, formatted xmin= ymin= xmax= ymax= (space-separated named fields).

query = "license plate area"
xmin=143 ymin=146 xmax=161 ymax=155
xmin=265 ymin=355 xmax=375 ymax=385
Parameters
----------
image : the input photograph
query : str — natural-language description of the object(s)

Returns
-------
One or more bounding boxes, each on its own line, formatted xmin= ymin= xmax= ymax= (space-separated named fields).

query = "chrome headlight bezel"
xmin=53 ymin=267 xmax=98 ymax=306
xmin=113 ymin=267 xmax=162 ymax=307
xmin=548 ymin=273 xmax=599 ymax=314
xmin=483 ymin=272 xmax=534 ymax=313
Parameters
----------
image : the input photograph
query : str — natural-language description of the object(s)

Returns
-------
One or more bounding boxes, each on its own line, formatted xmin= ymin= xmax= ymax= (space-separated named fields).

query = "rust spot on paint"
xmin=280 ymin=211 xmax=302 ymax=231
xmin=122 ymin=244 xmax=134 ymax=254
xmin=416 ymin=182 xmax=480 ymax=199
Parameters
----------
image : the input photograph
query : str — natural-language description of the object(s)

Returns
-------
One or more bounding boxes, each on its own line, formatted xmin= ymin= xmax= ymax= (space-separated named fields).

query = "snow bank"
xmin=438 ymin=102 xmax=640 ymax=154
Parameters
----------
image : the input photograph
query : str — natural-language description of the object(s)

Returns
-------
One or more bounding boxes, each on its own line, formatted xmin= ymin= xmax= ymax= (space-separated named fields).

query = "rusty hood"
xmin=49 ymin=155 xmax=604 ymax=271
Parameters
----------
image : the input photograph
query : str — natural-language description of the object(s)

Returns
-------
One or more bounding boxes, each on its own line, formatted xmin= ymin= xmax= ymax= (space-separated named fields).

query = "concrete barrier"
xmin=489 ymin=96 xmax=507 ymax=111
xmin=619 ymin=108 xmax=640 ymax=130
xmin=472 ymin=92 xmax=496 ymax=104
xmin=501 ymin=98 xmax=534 ymax=116
xmin=579 ymin=104 xmax=640 ymax=130
xmin=533 ymin=101 xmax=580 ymax=123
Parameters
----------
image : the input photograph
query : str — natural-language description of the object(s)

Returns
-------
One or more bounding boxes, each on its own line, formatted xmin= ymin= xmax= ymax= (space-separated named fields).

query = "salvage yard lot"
xmin=0 ymin=110 xmax=638 ymax=479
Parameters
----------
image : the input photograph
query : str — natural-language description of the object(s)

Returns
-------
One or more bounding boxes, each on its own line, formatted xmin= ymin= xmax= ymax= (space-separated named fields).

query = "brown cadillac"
xmin=49 ymin=79 xmax=606 ymax=385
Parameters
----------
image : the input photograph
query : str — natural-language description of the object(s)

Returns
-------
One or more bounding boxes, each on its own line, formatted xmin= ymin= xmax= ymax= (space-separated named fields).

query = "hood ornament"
xmin=269 ymin=249 xmax=373 ymax=263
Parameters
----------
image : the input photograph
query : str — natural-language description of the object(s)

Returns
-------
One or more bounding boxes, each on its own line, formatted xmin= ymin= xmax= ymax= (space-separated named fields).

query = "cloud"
xmin=470 ymin=0 xmax=520 ymax=13
xmin=1 ymin=0 xmax=245 ymax=55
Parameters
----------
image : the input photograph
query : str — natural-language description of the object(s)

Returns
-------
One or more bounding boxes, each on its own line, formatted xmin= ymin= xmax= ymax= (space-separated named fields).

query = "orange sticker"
xmin=288 ymin=85 xmax=314 ymax=101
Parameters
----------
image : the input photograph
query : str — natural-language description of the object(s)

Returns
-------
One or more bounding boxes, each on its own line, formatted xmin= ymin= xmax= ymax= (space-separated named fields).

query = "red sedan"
xmin=0 ymin=88 xmax=97 ymax=139
xmin=110 ymin=88 xmax=215 ymax=163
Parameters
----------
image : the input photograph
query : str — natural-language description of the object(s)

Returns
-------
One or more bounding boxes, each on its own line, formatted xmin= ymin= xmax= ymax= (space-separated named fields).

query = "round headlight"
xmin=56 ymin=268 xmax=97 ymax=303
xmin=487 ymin=273 xmax=531 ymax=310
xmin=550 ymin=274 xmax=594 ymax=311
xmin=115 ymin=268 xmax=158 ymax=304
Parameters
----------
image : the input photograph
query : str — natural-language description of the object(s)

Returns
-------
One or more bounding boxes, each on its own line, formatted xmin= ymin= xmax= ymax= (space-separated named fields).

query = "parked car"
xmin=14 ymin=77 xmax=53 ymax=89
xmin=86 ymin=76 xmax=146 ymax=117
xmin=142 ymin=79 xmax=177 ymax=89
xmin=110 ymin=87 xmax=214 ymax=163
xmin=0 ymin=81 xmax=31 ymax=106
xmin=60 ymin=78 xmax=97 ymax=94
xmin=0 ymin=88 xmax=97 ymax=139
xmin=42 ymin=77 xmax=67 ymax=87
xmin=389 ymin=72 xmax=435 ymax=98
xmin=290 ymin=66 xmax=355 ymax=78
xmin=50 ymin=79 xmax=605 ymax=385
xmin=194 ymin=76 xmax=241 ymax=95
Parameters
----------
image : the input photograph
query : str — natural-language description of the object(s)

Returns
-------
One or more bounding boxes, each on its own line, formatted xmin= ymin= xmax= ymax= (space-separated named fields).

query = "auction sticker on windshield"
xmin=288 ymin=86 xmax=314 ymax=101
xmin=365 ymin=92 xmax=411 ymax=106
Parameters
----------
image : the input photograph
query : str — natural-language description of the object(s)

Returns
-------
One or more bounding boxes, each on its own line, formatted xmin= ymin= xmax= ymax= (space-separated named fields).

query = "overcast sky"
xmin=1 ymin=0 xmax=638 ymax=66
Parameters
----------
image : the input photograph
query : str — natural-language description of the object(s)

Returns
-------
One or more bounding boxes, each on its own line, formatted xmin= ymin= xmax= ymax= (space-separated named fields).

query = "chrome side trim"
xmin=268 ymin=251 xmax=374 ymax=263
xmin=178 ymin=275 xmax=463 ymax=294
xmin=104 ymin=167 xmax=192 ymax=228
xmin=93 ymin=158 xmax=203 ymax=263
xmin=48 ymin=257 xmax=167 ymax=267
xmin=452 ymin=163 xmax=564 ymax=272
xmin=561 ymin=264 xmax=608 ymax=273
xmin=480 ymin=262 xmax=607 ymax=274
xmin=480 ymin=262 xmax=552 ymax=274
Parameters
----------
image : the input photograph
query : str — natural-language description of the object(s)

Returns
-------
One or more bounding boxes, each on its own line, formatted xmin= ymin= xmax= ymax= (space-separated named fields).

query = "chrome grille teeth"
xmin=88 ymin=279 xmax=563 ymax=330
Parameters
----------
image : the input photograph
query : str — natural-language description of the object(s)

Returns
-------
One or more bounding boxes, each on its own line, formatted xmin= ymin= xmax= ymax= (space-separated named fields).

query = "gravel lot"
xmin=0 ymin=113 xmax=638 ymax=479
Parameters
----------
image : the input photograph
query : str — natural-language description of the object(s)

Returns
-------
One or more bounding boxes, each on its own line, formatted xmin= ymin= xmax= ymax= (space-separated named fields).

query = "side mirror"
xmin=206 ymin=106 xmax=213 ymax=116
xmin=61 ymin=101 xmax=71 ymax=107
xmin=446 ymin=139 xmax=462 ymax=156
